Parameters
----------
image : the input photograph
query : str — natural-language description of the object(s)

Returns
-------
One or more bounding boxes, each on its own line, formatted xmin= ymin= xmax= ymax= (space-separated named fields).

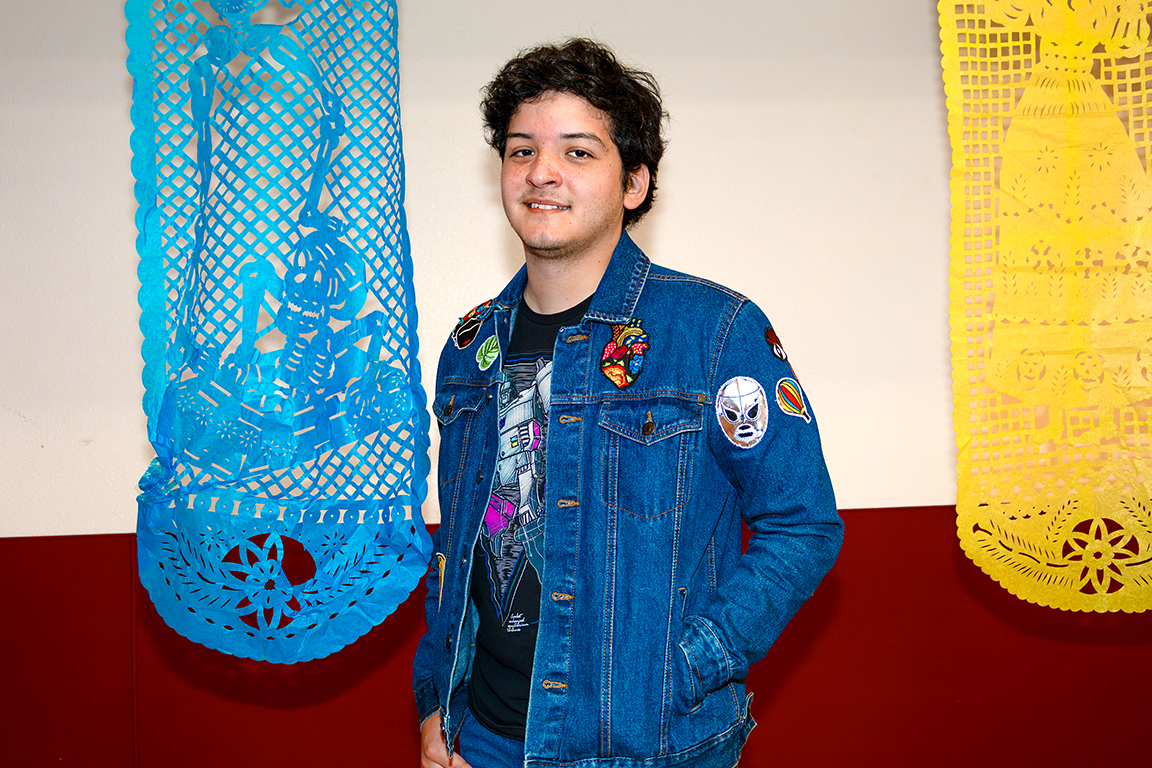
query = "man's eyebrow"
xmin=505 ymin=131 xmax=609 ymax=149
xmin=560 ymin=132 xmax=608 ymax=148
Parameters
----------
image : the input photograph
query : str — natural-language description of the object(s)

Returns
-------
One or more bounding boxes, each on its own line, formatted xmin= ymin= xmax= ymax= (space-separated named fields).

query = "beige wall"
xmin=0 ymin=0 xmax=954 ymax=537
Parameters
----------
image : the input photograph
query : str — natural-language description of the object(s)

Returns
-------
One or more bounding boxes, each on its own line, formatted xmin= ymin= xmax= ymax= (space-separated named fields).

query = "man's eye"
xmin=569 ymin=149 xmax=591 ymax=159
xmin=509 ymin=148 xmax=534 ymax=158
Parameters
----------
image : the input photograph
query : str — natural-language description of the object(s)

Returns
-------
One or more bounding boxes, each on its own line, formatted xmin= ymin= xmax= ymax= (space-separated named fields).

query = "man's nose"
xmin=527 ymin=152 xmax=560 ymax=187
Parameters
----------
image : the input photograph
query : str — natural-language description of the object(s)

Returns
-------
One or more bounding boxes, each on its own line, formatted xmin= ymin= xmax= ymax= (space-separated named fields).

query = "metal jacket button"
xmin=445 ymin=633 xmax=452 ymax=650
xmin=642 ymin=411 xmax=655 ymax=436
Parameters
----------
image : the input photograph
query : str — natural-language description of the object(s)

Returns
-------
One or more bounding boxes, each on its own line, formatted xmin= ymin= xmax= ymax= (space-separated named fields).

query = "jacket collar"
xmin=585 ymin=231 xmax=650 ymax=324
xmin=491 ymin=230 xmax=651 ymax=325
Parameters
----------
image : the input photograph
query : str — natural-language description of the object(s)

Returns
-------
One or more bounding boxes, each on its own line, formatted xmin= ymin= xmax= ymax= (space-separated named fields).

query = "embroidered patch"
xmin=600 ymin=318 xmax=649 ymax=389
xmin=775 ymin=377 xmax=811 ymax=423
xmin=475 ymin=335 xmax=500 ymax=371
xmin=765 ymin=326 xmax=787 ymax=362
xmin=452 ymin=299 xmax=494 ymax=350
xmin=715 ymin=376 xmax=769 ymax=448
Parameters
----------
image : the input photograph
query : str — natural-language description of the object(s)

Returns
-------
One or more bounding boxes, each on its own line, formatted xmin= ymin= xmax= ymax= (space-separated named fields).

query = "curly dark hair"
xmin=481 ymin=38 xmax=667 ymax=228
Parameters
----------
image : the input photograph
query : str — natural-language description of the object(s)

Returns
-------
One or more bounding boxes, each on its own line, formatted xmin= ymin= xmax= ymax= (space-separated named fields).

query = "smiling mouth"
xmin=527 ymin=202 xmax=570 ymax=210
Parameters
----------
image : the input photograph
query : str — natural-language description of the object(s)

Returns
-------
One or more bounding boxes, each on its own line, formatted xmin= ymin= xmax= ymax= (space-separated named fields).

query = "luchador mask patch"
xmin=600 ymin=319 xmax=649 ymax=389
xmin=452 ymin=299 xmax=494 ymax=350
xmin=765 ymin=326 xmax=787 ymax=362
xmin=715 ymin=376 xmax=769 ymax=448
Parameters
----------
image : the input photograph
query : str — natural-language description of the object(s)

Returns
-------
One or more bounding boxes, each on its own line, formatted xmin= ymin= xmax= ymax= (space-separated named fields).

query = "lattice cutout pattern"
xmin=128 ymin=0 xmax=430 ymax=661
xmin=941 ymin=1 xmax=1152 ymax=611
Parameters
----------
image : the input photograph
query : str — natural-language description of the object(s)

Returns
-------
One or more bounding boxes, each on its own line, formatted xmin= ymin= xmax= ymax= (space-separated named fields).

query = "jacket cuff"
xmin=677 ymin=614 xmax=735 ymax=708
xmin=414 ymin=678 xmax=439 ymax=727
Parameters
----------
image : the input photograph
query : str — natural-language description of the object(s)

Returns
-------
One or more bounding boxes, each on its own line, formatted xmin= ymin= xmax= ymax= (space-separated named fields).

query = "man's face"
xmin=500 ymin=91 xmax=647 ymax=262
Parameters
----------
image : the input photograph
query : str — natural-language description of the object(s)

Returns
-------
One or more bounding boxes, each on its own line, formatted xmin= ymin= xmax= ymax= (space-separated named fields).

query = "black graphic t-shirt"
xmin=468 ymin=295 xmax=592 ymax=741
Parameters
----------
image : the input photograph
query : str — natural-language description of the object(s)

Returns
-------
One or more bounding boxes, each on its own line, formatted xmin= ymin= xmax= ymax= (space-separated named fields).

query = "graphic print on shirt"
xmin=478 ymin=355 xmax=551 ymax=630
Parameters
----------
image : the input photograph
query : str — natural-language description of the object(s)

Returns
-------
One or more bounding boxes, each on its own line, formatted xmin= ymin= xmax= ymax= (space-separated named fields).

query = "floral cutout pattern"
xmin=1061 ymin=517 xmax=1142 ymax=595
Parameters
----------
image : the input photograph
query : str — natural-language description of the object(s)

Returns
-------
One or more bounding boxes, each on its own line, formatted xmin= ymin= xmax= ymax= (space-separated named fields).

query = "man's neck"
xmin=520 ymin=234 xmax=619 ymax=315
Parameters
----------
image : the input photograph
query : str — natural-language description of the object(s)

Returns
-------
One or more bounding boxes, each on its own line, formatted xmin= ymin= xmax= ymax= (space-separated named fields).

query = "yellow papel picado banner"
xmin=941 ymin=1 xmax=1152 ymax=611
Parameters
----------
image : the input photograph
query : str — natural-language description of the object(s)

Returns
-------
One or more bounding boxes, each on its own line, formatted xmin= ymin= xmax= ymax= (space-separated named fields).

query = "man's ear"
xmin=623 ymin=165 xmax=651 ymax=211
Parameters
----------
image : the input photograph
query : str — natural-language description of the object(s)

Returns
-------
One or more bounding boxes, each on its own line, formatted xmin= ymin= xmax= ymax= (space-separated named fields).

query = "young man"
xmin=414 ymin=39 xmax=842 ymax=768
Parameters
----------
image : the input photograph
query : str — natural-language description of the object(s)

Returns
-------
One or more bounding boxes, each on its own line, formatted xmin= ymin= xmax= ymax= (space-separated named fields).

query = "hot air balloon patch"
xmin=600 ymin=319 xmax=649 ymax=389
xmin=452 ymin=299 xmax=495 ymax=350
xmin=715 ymin=376 xmax=769 ymax=448
xmin=775 ymin=377 xmax=811 ymax=423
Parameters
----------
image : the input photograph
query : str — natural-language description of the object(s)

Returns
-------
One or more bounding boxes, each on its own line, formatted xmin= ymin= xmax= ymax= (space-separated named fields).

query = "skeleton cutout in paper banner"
xmin=940 ymin=0 xmax=1152 ymax=611
xmin=128 ymin=0 xmax=431 ymax=661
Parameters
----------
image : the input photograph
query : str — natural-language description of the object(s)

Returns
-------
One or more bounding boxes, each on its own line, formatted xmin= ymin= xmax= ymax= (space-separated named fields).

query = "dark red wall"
xmin=3 ymin=507 xmax=1151 ymax=767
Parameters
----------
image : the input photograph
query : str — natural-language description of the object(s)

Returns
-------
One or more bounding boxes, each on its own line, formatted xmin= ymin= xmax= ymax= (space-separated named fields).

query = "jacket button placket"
xmin=526 ymin=323 xmax=590 ymax=754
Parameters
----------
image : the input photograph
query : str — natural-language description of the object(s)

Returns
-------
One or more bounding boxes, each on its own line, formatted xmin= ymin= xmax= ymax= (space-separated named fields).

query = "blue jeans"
xmin=458 ymin=707 xmax=525 ymax=768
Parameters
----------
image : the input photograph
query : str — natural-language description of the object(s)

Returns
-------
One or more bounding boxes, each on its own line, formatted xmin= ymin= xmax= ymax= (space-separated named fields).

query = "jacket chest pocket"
xmin=433 ymin=385 xmax=488 ymax=428
xmin=433 ymin=384 xmax=491 ymax=526
xmin=598 ymin=395 xmax=704 ymax=520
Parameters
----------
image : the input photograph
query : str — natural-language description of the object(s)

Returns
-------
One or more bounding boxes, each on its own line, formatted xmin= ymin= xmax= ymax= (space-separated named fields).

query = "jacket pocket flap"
xmin=598 ymin=396 xmax=704 ymax=445
xmin=433 ymin=385 xmax=486 ymax=425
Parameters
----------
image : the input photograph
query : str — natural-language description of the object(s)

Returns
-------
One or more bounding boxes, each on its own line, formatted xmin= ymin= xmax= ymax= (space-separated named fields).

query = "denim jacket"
xmin=413 ymin=233 xmax=842 ymax=767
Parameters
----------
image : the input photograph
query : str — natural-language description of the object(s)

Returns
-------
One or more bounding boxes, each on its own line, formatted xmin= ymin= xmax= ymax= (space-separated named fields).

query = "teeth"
xmin=529 ymin=203 xmax=568 ymax=210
